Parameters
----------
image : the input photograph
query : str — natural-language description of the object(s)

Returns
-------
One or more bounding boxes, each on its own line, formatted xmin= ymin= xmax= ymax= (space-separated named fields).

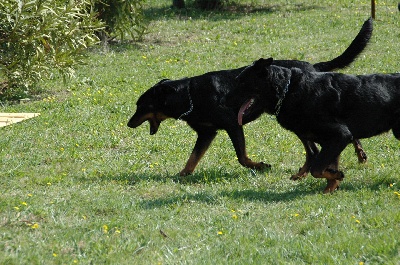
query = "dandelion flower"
xmin=31 ymin=223 xmax=39 ymax=229
xmin=102 ymin=225 xmax=108 ymax=234
xmin=217 ymin=231 xmax=223 ymax=235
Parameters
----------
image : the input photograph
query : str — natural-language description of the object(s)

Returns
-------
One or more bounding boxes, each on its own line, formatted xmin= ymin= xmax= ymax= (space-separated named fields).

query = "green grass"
xmin=1 ymin=0 xmax=400 ymax=264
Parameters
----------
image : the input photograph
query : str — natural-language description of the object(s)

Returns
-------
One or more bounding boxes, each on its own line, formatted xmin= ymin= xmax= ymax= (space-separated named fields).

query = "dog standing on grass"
xmin=127 ymin=18 xmax=372 ymax=177
xmin=226 ymin=57 xmax=400 ymax=193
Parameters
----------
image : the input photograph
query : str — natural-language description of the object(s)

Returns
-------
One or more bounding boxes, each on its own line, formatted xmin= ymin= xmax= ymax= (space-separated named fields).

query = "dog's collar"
xmin=274 ymin=79 xmax=291 ymax=116
xmin=178 ymin=86 xmax=193 ymax=120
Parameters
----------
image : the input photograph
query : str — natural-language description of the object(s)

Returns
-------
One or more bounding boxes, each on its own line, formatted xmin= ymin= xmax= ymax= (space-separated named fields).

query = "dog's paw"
xmin=258 ymin=162 xmax=272 ymax=169
xmin=290 ymin=167 xmax=309 ymax=181
xmin=323 ymin=179 xmax=341 ymax=194
xmin=179 ymin=169 xmax=193 ymax=176
xmin=357 ymin=151 xmax=368 ymax=163
xmin=253 ymin=162 xmax=272 ymax=171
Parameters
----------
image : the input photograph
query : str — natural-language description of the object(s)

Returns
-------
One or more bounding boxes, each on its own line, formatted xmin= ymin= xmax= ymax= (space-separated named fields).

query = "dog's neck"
xmin=274 ymin=79 xmax=291 ymax=116
xmin=178 ymin=86 xmax=193 ymax=120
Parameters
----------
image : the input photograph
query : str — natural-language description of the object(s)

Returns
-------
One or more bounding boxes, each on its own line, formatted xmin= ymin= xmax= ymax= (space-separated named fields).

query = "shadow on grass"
xmin=138 ymin=188 xmax=317 ymax=209
xmin=97 ymin=168 xmax=245 ymax=185
xmin=144 ymin=3 xmax=324 ymax=22
xmin=97 ymin=166 xmax=398 ymax=209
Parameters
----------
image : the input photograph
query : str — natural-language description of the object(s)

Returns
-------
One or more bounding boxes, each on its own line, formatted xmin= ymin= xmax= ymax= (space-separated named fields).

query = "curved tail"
xmin=313 ymin=17 xmax=373 ymax=72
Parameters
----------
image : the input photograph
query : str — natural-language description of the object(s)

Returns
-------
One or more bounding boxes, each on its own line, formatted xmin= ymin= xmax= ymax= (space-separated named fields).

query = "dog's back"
xmin=288 ymin=68 xmax=400 ymax=139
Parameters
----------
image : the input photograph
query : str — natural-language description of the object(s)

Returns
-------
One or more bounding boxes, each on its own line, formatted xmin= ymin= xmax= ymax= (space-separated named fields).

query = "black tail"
xmin=313 ymin=17 xmax=373 ymax=72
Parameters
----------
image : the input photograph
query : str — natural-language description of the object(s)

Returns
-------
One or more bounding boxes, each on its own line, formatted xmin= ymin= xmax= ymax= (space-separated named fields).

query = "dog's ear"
xmin=156 ymin=79 xmax=170 ymax=85
xmin=252 ymin=58 xmax=273 ymax=76
xmin=163 ymin=79 xmax=191 ymax=106
xmin=253 ymin=58 xmax=273 ymax=69
xmin=154 ymin=83 xmax=175 ymax=96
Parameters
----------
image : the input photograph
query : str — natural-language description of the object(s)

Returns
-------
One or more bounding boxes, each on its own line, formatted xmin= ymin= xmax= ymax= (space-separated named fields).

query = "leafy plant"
xmin=0 ymin=0 xmax=103 ymax=99
xmin=93 ymin=0 xmax=148 ymax=42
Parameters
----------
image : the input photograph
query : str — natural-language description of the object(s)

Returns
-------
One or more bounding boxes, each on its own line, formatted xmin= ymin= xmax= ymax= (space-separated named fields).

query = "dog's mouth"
xmin=238 ymin=98 xmax=256 ymax=125
xmin=127 ymin=112 xmax=162 ymax=135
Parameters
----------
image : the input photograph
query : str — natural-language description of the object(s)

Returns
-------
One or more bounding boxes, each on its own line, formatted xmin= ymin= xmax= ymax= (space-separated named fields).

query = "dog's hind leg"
xmin=309 ymin=139 xmax=348 ymax=193
xmin=291 ymin=139 xmax=320 ymax=181
xmin=352 ymin=139 xmax=367 ymax=163
xmin=180 ymin=130 xmax=217 ymax=176
xmin=227 ymin=126 xmax=271 ymax=170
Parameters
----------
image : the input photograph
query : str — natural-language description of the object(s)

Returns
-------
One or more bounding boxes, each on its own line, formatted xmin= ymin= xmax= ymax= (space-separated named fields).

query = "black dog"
xmin=127 ymin=18 xmax=372 ymax=177
xmin=227 ymin=57 xmax=400 ymax=193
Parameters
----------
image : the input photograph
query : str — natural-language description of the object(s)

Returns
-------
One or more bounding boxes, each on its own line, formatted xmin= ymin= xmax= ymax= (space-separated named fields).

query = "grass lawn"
xmin=1 ymin=0 xmax=400 ymax=264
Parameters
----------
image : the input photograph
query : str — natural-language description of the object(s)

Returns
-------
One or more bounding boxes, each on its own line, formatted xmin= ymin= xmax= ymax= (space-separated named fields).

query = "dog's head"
xmin=127 ymin=79 xmax=191 ymax=135
xmin=225 ymin=58 xmax=291 ymax=124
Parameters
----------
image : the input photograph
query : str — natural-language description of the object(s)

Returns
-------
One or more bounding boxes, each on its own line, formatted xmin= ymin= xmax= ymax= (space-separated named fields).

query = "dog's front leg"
xmin=227 ymin=126 xmax=271 ymax=170
xmin=291 ymin=139 xmax=319 ymax=181
xmin=180 ymin=130 xmax=217 ymax=176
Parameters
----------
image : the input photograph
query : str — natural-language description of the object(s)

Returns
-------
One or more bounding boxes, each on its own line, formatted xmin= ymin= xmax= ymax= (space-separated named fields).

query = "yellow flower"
xmin=53 ymin=253 xmax=57 ymax=257
xmin=232 ymin=214 xmax=238 ymax=219
xmin=31 ymin=223 xmax=39 ymax=229
xmin=294 ymin=213 xmax=300 ymax=217
xmin=102 ymin=225 xmax=108 ymax=234
xmin=21 ymin=202 xmax=27 ymax=206
xmin=217 ymin=231 xmax=223 ymax=235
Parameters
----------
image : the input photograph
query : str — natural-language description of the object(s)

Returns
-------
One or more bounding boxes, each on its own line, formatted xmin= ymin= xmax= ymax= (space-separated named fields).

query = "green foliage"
xmin=93 ymin=0 xmax=148 ymax=42
xmin=0 ymin=0 xmax=102 ymax=99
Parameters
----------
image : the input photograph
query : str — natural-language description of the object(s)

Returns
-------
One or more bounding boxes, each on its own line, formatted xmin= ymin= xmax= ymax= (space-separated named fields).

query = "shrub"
xmin=93 ymin=0 xmax=148 ymax=42
xmin=0 ymin=0 xmax=102 ymax=99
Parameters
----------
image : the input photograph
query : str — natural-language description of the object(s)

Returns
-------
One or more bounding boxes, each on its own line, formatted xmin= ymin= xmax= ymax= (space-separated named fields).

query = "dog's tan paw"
xmin=290 ymin=167 xmax=309 ymax=181
xmin=323 ymin=179 xmax=341 ymax=194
